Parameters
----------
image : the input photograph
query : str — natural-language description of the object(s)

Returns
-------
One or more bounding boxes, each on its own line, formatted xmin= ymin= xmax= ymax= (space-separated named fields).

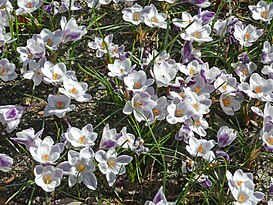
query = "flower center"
xmin=198 ymin=145 xmax=203 ymax=153
xmin=261 ymin=10 xmax=267 ymax=18
xmin=79 ymin=135 xmax=85 ymax=144
xmin=151 ymin=17 xmax=158 ymax=23
xmin=176 ymin=109 xmax=183 ymax=117
xmin=43 ymin=175 xmax=52 ymax=184
xmin=0 ymin=67 xmax=6 ymax=75
xmin=42 ymin=154 xmax=49 ymax=161
xmin=237 ymin=180 xmax=243 ymax=186
xmin=53 ymin=73 xmax=59 ymax=80
xmin=135 ymin=101 xmax=143 ymax=108
xmin=194 ymin=103 xmax=199 ymax=110
xmin=238 ymin=193 xmax=247 ymax=203
xmin=120 ymin=68 xmax=125 ymax=73
xmin=222 ymin=96 xmax=231 ymax=107
xmin=193 ymin=31 xmax=201 ymax=39
xmin=71 ymin=87 xmax=77 ymax=94
xmin=47 ymin=38 xmax=52 ymax=46
xmin=189 ymin=67 xmax=195 ymax=76
xmin=135 ymin=81 xmax=140 ymax=88
xmin=254 ymin=86 xmax=262 ymax=94
xmin=195 ymin=120 xmax=201 ymax=126
xmin=267 ymin=137 xmax=273 ymax=145
xmin=27 ymin=2 xmax=33 ymax=8
xmin=245 ymin=33 xmax=251 ymax=41
xmin=241 ymin=68 xmax=248 ymax=75
xmin=107 ymin=159 xmax=116 ymax=169
xmin=101 ymin=41 xmax=105 ymax=49
xmin=195 ymin=86 xmax=201 ymax=93
xmin=153 ymin=108 xmax=159 ymax=116
xmin=56 ymin=101 xmax=64 ymax=109
xmin=133 ymin=13 xmax=140 ymax=21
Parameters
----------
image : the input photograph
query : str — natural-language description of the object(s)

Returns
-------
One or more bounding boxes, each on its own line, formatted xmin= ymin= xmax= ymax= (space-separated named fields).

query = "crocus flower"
xmin=197 ymin=174 xmax=212 ymax=188
xmin=144 ymin=186 xmax=175 ymax=205
xmin=234 ymin=22 xmax=263 ymax=47
xmin=122 ymin=3 xmax=144 ymax=25
xmin=34 ymin=165 xmax=63 ymax=192
xmin=12 ymin=127 xmax=44 ymax=150
xmin=185 ymin=0 xmax=211 ymax=8
xmin=59 ymin=0 xmax=81 ymax=13
xmin=99 ymin=124 xmax=118 ymax=149
xmin=42 ymin=61 xmax=67 ymax=84
xmin=172 ymin=11 xmax=194 ymax=29
xmin=44 ymin=94 xmax=75 ymax=118
xmin=124 ymin=70 xmax=154 ymax=92
xmin=58 ymin=148 xmax=97 ymax=190
xmin=59 ymin=77 xmax=92 ymax=102
xmin=219 ymin=92 xmax=243 ymax=116
xmin=95 ymin=148 xmax=133 ymax=187
xmin=131 ymin=138 xmax=149 ymax=155
xmin=116 ymin=127 xmax=136 ymax=150
xmin=260 ymin=128 xmax=273 ymax=151
xmin=0 ymin=105 xmax=25 ymax=133
xmin=23 ymin=57 xmax=46 ymax=86
xmin=239 ymin=73 xmax=273 ymax=101
xmin=123 ymin=92 xmax=156 ymax=122
xmin=226 ymin=169 xmax=255 ymax=191
xmin=262 ymin=63 xmax=273 ymax=79
xmin=60 ymin=16 xmax=87 ymax=43
xmin=180 ymin=21 xmax=213 ymax=43
xmin=40 ymin=28 xmax=63 ymax=51
xmin=88 ymin=34 xmax=114 ymax=58
xmin=153 ymin=61 xmax=178 ymax=87
xmin=16 ymin=0 xmax=42 ymax=15
xmin=233 ymin=61 xmax=257 ymax=82
xmin=143 ymin=4 xmax=167 ymax=29
xmin=217 ymin=126 xmax=237 ymax=147
xmin=186 ymin=136 xmax=216 ymax=162
xmin=214 ymin=71 xmax=237 ymax=93
xmin=108 ymin=58 xmax=135 ymax=78
xmin=0 ymin=58 xmax=17 ymax=82
xmin=249 ymin=1 xmax=273 ymax=23
xmin=261 ymin=41 xmax=273 ymax=64
xmin=30 ymin=136 xmax=64 ymax=164
xmin=0 ymin=154 xmax=13 ymax=172
xmin=63 ymin=124 xmax=97 ymax=148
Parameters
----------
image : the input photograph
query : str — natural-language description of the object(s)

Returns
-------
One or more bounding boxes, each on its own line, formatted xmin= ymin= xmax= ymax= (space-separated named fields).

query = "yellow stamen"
xmin=79 ymin=136 xmax=85 ymax=144
xmin=47 ymin=38 xmax=52 ymax=46
xmin=42 ymin=154 xmax=49 ymax=161
xmin=194 ymin=103 xmax=199 ymax=110
xmin=71 ymin=87 xmax=77 ymax=94
xmin=267 ymin=137 xmax=273 ymax=145
xmin=176 ymin=109 xmax=183 ymax=117
xmin=238 ymin=193 xmax=246 ymax=203
xmin=237 ymin=180 xmax=243 ymax=186
xmin=179 ymin=93 xmax=185 ymax=98
xmin=254 ymin=86 xmax=262 ymax=94
xmin=195 ymin=86 xmax=201 ymax=93
xmin=133 ymin=13 xmax=140 ymax=21
xmin=222 ymin=96 xmax=231 ymax=107
xmin=77 ymin=164 xmax=85 ymax=172
xmin=261 ymin=10 xmax=267 ymax=18
xmin=0 ymin=68 xmax=5 ymax=75
xmin=189 ymin=67 xmax=195 ymax=76
xmin=107 ymin=159 xmax=116 ymax=168
xmin=43 ymin=175 xmax=52 ymax=184
xmin=151 ymin=17 xmax=158 ymax=23
xmin=195 ymin=120 xmax=201 ymax=126
xmin=245 ymin=33 xmax=251 ymax=41
xmin=27 ymin=2 xmax=33 ymax=8
xmin=241 ymin=69 xmax=248 ymax=75
xmin=222 ymin=84 xmax=227 ymax=91
xmin=101 ymin=41 xmax=105 ymax=49
xmin=153 ymin=109 xmax=159 ymax=116
xmin=53 ymin=73 xmax=59 ymax=80
xmin=135 ymin=82 xmax=140 ymax=88
xmin=198 ymin=145 xmax=203 ymax=153
xmin=135 ymin=101 xmax=143 ymax=108
xmin=193 ymin=31 xmax=201 ymax=39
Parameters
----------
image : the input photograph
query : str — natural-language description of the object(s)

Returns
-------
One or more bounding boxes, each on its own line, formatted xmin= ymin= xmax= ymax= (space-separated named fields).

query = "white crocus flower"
xmin=58 ymin=148 xmax=97 ymax=190
xmin=95 ymin=148 xmax=133 ymax=187
xmin=261 ymin=41 xmax=273 ymax=64
xmin=172 ymin=11 xmax=194 ymax=28
xmin=217 ymin=126 xmax=237 ymax=147
xmin=116 ymin=127 xmax=136 ymax=150
xmin=166 ymin=98 xmax=193 ymax=124
xmin=239 ymin=73 xmax=273 ymax=101
xmin=142 ymin=50 xmax=170 ymax=67
xmin=249 ymin=1 xmax=273 ymax=23
xmin=42 ymin=61 xmax=67 ymax=84
xmin=179 ymin=60 xmax=203 ymax=77
xmin=234 ymin=22 xmax=263 ymax=47
xmin=0 ymin=58 xmax=17 ymax=82
xmin=40 ymin=29 xmax=63 ymax=51
xmin=226 ymin=169 xmax=255 ymax=191
xmin=185 ymin=115 xmax=209 ymax=137
xmin=214 ymin=71 xmax=237 ymax=93
xmin=262 ymin=62 xmax=273 ymax=79
xmin=143 ymin=4 xmax=167 ymax=29
xmin=186 ymin=136 xmax=216 ymax=162
xmin=88 ymin=34 xmax=114 ymax=58
xmin=231 ymin=185 xmax=264 ymax=205
xmin=153 ymin=61 xmax=178 ymax=87
xmin=108 ymin=58 xmax=135 ymax=78
xmin=124 ymin=70 xmax=154 ymax=92
xmin=122 ymin=3 xmax=144 ymax=25
xmin=63 ymin=124 xmax=97 ymax=148
xmin=219 ymin=92 xmax=243 ymax=115
xmin=180 ymin=21 xmax=213 ymax=43
xmin=99 ymin=124 xmax=118 ymax=149
xmin=30 ymin=136 xmax=64 ymax=164
xmin=23 ymin=58 xmax=46 ymax=86
xmin=34 ymin=165 xmax=63 ymax=192
xmin=261 ymin=128 xmax=273 ymax=151
xmin=59 ymin=77 xmax=92 ymax=102
xmin=16 ymin=0 xmax=42 ymax=15
xmin=44 ymin=94 xmax=75 ymax=118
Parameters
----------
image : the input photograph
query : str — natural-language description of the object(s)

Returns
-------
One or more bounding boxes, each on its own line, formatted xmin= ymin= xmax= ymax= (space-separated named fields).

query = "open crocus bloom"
xmin=44 ymin=94 xmax=75 ymax=118
xmin=226 ymin=169 xmax=255 ymax=191
xmin=0 ymin=58 xmax=17 ymax=82
xmin=34 ymin=165 xmax=63 ymax=192
xmin=124 ymin=70 xmax=154 ymax=92
xmin=30 ymin=136 xmax=64 ymax=164
xmin=122 ymin=3 xmax=144 ymax=25
xmin=260 ymin=127 xmax=273 ymax=151
xmin=57 ymin=148 xmax=97 ymax=190
xmin=42 ymin=61 xmax=67 ymax=84
xmin=108 ymin=58 xmax=135 ymax=78
xmin=143 ymin=4 xmax=167 ymax=29
xmin=248 ymin=0 xmax=273 ymax=23
xmin=219 ymin=92 xmax=243 ymax=116
xmin=16 ymin=0 xmax=42 ymax=15
xmin=95 ymin=148 xmax=133 ymax=187
xmin=186 ymin=136 xmax=216 ymax=162
xmin=64 ymin=124 xmax=97 ymax=148
xmin=180 ymin=21 xmax=213 ymax=43
xmin=234 ymin=22 xmax=263 ymax=47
